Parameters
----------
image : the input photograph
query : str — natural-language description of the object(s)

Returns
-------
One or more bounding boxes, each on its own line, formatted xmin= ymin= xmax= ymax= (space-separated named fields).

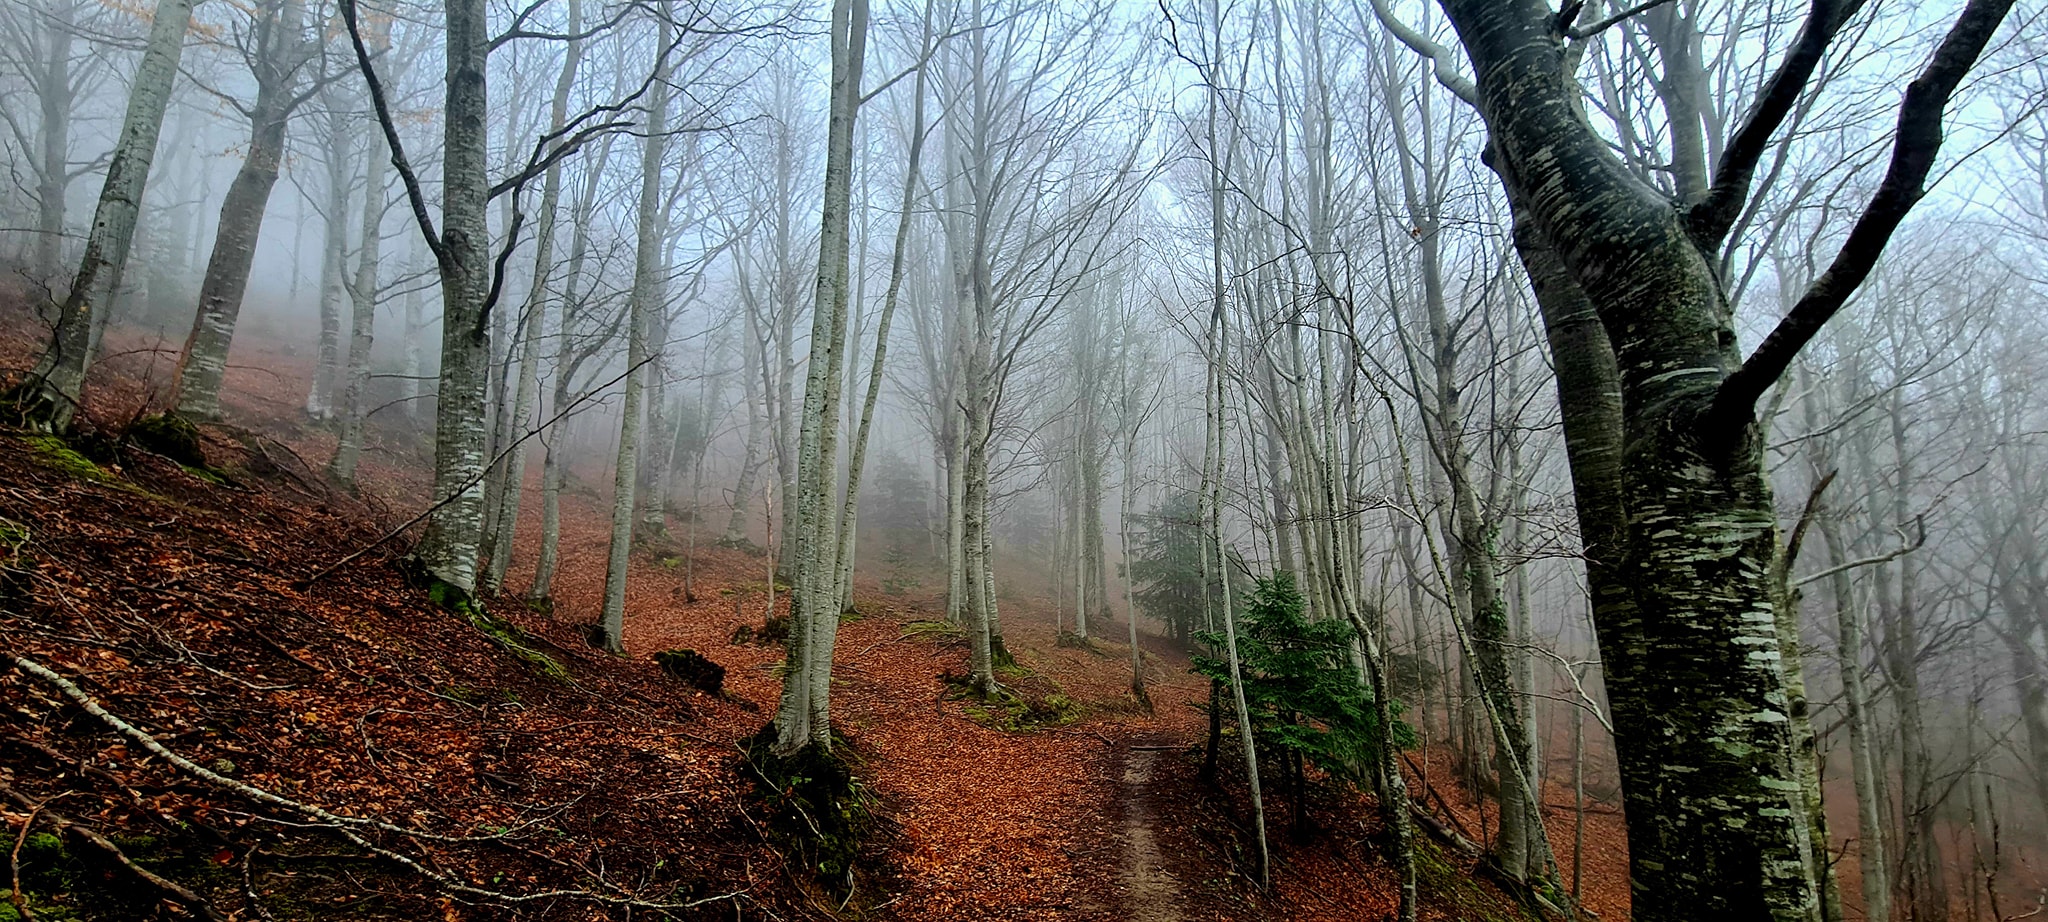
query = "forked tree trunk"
xmin=1429 ymin=1 xmax=2014 ymax=915
xmin=832 ymin=20 xmax=927 ymax=616
xmin=771 ymin=0 xmax=868 ymax=755
xmin=25 ymin=0 xmax=198 ymax=433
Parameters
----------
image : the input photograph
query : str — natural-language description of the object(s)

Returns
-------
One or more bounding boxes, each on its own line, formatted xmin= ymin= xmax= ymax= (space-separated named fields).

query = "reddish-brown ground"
xmin=0 ymin=294 xmax=1631 ymax=921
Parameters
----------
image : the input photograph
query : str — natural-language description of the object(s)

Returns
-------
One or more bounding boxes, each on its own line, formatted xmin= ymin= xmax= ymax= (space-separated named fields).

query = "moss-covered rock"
xmin=654 ymin=648 xmax=726 ymax=695
xmin=128 ymin=413 xmax=206 ymax=467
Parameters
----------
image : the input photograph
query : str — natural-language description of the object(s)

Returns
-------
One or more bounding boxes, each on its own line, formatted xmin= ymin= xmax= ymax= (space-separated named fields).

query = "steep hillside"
xmin=0 ymin=301 xmax=1607 ymax=921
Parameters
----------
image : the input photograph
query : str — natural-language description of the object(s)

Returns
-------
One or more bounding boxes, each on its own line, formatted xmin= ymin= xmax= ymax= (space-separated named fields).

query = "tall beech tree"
xmin=769 ymin=0 xmax=868 ymax=756
xmin=1377 ymin=0 xmax=2019 ymax=917
xmin=19 ymin=0 xmax=198 ymax=432
xmin=172 ymin=0 xmax=318 ymax=420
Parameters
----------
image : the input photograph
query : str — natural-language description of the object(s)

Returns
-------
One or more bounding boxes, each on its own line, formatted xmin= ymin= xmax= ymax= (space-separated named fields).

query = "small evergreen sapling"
xmin=1194 ymin=572 xmax=1412 ymax=838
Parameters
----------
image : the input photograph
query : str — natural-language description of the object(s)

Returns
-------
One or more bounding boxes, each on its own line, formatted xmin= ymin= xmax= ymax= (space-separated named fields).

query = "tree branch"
xmin=303 ymin=354 xmax=656 ymax=585
xmin=1687 ymin=0 xmax=1866 ymax=247
xmin=489 ymin=0 xmax=642 ymax=53
xmin=1794 ymin=515 xmax=1926 ymax=588
xmin=1568 ymin=0 xmax=1679 ymax=40
xmin=1359 ymin=0 xmax=1478 ymax=108
xmin=340 ymin=0 xmax=445 ymax=267
xmin=1707 ymin=0 xmax=2015 ymax=433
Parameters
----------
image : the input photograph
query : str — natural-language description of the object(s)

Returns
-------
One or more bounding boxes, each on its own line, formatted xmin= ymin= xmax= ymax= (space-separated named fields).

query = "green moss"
xmin=1055 ymin=630 xmax=1102 ymax=652
xmin=128 ymin=413 xmax=206 ymax=466
xmin=899 ymin=619 xmax=962 ymax=639
xmin=425 ymin=575 xmax=569 ymax=680
xmin=740 ymin=727 xmax=877 ymax=900
xmin=180 ymin=464 xmax=226 ymax=485
xmin=441 ymin=684 xmax=519 ymax=705
xmin=1412 ymin=839 xmax=1539 ymax=922
xmin=941 ymin=672 xmax=1083 ymax=731
xmin=23 ymin=435 xmax=108 ymax=482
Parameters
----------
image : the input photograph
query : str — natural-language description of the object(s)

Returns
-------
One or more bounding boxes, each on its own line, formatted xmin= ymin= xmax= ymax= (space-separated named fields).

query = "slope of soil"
xmin=0 ymin=293 xmax=1621 ymax=921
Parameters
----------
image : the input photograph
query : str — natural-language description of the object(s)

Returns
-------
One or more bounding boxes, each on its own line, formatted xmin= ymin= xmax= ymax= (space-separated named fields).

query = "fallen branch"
xmin=9 ymin=796 xmax=44 ymax=922
xmin=4 ymin=653 xmax=748 ymax=913
xmin=8 ymin=654 xmax=515 ymax=843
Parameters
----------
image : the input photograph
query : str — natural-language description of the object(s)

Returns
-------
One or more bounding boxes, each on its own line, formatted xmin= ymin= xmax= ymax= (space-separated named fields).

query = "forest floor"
xmin=0 ymin=297 xmax=1628 ymax=920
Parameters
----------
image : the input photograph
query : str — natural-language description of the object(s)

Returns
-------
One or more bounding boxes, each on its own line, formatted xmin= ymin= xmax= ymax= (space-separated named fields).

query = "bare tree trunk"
xmin=832 ymin=15 xmax=928 ymax=616
xmin=33 ymin=1 xmax=76 ymax=286
xmin=414 ymin=0 xmax=495 ymax=596
xmin=1882 ymin=391 xmax=1944 ymax=922
xmin=1119 ymin=343 xmax=1146 ymax=702
xmin=1201 ymin=1 xmax=1267 ymax=877
xmin=1803 ymin=374 xmax=1890 ymax=922
xmin=771 ymin=0 xmax=868 ymax=755
xmin=401 ymin=272 xmax=426 ymax=422
xmin=726 ymin=306 xmax=767 ymax=542
xmin=483 ymin=0 xmax=583 ymax=593
xmin=1408 ymin=0 xmax=2014 ymax=914
xmin=172 ymin=0 xmax=308 ymax=420
xmin=962 ymin=393 xmax=995 ymax=692
xmin=328 ymin=28 xmax=391 ymax=488
xmin=306 ymin=95 xmax=349 ymax=422
xmin=23 ymin=0 xmax=198 ymax=432
xmin=597 ymin=19 xmax=672 ymax=653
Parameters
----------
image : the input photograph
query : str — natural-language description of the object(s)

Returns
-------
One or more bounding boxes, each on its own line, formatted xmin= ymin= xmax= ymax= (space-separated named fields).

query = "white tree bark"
xmin=832 ymin=9 xmax=929 ymax=616
xmin=483 ymin=0 xmax=583 ymax=594
xmin=598 ymin=15 xmax=673 ymax=653
xmin=25 ymin=0 xmax=197 ymax=432
xmin=771 ymin=0 xmax=867 ymax=755
xmin=414 ymin=0 xmax=495 ymax=595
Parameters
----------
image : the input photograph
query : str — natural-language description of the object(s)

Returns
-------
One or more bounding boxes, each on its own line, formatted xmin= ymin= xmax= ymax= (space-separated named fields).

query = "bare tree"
xmin=18 ymin=0 xmax=198 ymax=432
xmin=171 ymin=0 xmax=321 ymax=420
xmin=1376 ymin=0 xmax=2018 ymax=915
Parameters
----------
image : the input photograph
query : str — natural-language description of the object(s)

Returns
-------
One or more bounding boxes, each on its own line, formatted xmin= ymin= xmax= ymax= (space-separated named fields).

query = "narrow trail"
xmin=1115 ymin=741 xmax=1187 ymax=922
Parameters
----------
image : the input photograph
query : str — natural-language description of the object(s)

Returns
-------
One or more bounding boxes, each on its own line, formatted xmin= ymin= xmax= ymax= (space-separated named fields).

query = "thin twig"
xmin=9 ymin=796 xmax=48 ymax=922
xmin=302 ymin=355 xmax=654 ymax=586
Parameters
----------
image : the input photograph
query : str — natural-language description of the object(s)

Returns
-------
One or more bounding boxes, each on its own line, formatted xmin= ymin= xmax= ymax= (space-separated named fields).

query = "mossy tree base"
xmin=417 ymin=569 xmax=568 ymax=680
xmin=1 ymin=382 xmax=71 ymax=435
xmin=740 ymin=726 xmax=877 ymax=902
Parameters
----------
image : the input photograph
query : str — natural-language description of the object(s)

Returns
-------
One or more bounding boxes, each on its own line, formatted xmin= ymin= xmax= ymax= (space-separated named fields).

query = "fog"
xmin=3 ymin=0 xmax=2046 ymax=918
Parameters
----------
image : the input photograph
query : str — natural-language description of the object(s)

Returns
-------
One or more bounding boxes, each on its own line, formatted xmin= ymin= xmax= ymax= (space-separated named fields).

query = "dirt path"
xmin=1116 ymin=743 xmax=1187 ymax=922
